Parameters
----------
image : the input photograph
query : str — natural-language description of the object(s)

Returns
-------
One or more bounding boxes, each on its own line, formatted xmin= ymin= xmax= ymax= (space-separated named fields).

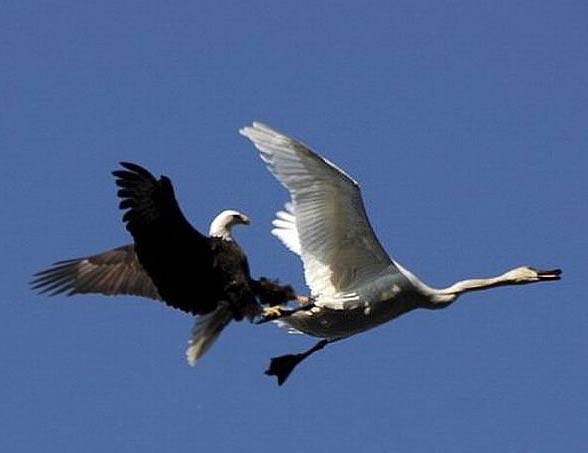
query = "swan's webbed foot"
xmin=265 ymin=339 xmax=329 ymax=386
xmin=265 ymin=353 xmax=307 ymax=386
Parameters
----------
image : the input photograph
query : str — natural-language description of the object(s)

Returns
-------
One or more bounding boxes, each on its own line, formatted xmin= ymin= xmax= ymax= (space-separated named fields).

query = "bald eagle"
xmin=32 ymin=162 xmax=298 ymax=364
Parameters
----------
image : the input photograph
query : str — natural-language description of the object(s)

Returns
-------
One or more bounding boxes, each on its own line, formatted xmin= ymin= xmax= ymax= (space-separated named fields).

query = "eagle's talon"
xmin=296 ymin=295 xmax=312 ymax=306
xmin=262 ymin=306 xmax=285 ymax=319
xmin=254 ymin=306 xmax=288 ymax=324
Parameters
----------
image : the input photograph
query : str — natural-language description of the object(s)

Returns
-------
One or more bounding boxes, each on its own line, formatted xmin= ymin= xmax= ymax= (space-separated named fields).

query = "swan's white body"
xmin=240 ymin=122 xmax=560 ymax=341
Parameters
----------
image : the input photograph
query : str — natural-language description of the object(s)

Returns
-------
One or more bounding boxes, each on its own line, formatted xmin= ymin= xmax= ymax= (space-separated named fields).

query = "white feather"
xmin=271 ymin=202 xmax=302 ymax=255
xmin=240 ymin=122 xmax=398 ymax=307
xmin=185 ymin=305 xmax=233 ymax=366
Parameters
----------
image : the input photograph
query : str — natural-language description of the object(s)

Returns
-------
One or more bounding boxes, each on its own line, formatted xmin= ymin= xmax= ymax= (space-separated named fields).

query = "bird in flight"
xmin=32 ymin=162 xmax=301 ymax=365
xmin=240 ymin=122 xmax=562 ymax=385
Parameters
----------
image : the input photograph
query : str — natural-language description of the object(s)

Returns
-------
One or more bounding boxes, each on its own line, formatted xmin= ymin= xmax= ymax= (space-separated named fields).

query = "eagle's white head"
xmin=209 ymin=210 xmax=250 ymax=240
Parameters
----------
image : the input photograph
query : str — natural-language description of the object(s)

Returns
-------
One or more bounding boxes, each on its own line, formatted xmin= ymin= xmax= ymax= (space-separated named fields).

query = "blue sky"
xmin=2 ymin=1 xmax=586 ymax=451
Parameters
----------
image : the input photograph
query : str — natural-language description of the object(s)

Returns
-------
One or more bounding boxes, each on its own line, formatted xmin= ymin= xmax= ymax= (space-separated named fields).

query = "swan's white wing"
xmin=240 ymin=122 xmax=397 ymax=299
xmin=271 ymin=202 xmax=301 ymax=255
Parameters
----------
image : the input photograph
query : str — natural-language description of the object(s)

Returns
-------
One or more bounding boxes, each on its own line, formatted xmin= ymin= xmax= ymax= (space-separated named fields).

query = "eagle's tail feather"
xmin=185 ymin=304 xmax=233 ymax=366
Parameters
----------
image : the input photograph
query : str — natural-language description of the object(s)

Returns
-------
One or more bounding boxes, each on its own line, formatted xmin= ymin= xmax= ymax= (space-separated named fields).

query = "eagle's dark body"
xmin=114 ymin=162 xmax=261 ymax=319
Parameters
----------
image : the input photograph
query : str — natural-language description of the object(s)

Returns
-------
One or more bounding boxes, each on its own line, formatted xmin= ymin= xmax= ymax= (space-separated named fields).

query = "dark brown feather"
xmin=31 ymin=244 xmax=160 ymax=300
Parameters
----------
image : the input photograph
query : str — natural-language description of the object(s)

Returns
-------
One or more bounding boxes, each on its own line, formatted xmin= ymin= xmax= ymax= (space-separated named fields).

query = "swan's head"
xmin=503 ymin=266 xmax=562 ymax=284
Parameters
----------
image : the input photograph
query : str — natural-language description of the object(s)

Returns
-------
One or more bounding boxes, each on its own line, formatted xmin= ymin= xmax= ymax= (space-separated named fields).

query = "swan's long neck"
xmin=439 ymin=274 xmax=517 ymax=296
xmin=434 ymin=266 xmax=561 ymax=301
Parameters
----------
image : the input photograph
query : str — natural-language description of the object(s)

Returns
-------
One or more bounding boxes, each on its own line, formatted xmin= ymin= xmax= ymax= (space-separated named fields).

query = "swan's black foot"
xmin=265 ymin=339 xmax=329 ymax=386
xmin=265 ymin=353 xmax=306 ymax=386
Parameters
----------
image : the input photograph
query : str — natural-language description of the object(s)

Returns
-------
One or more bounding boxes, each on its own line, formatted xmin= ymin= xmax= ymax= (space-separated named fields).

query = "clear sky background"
xmin=2 ymin=1 xmax=586 ymax=452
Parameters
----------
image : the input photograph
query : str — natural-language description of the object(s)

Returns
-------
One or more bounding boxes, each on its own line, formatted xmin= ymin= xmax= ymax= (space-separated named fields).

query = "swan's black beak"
xmin=532 ymin=268 xmax=562 ymax=281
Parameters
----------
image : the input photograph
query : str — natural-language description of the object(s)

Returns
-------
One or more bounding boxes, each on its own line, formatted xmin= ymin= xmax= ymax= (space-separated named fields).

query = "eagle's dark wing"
xmin=31 ymin=244 xmax=161 ymax=300
xmin=113 ymin=162 xmax=220 ymax=315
